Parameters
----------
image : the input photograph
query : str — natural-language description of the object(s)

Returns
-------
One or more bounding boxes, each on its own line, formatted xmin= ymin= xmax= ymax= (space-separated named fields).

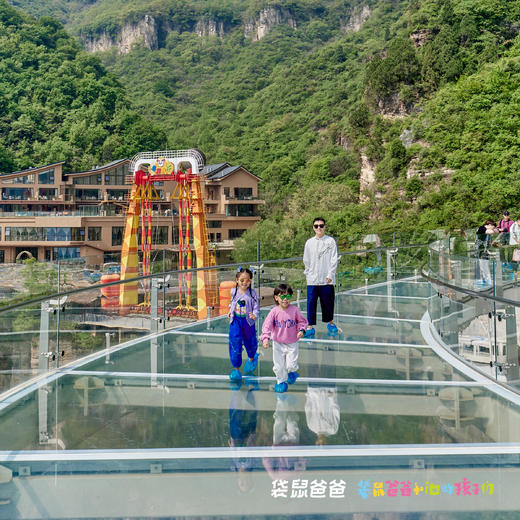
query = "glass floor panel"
xmin=182 ymin=308 xmax=428 ymax=343
xmin=335 ymin=293 xmax=430 ymax=320
xmin=359 ymin=280 xmax=433 ymax=298
xmin=72 ymin=332 xmax=472 ymax=382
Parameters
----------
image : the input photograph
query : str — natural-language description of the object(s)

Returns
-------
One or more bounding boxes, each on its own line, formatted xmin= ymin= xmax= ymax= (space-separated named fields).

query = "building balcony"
xmin=225 ymin=196 xmax=263 ymax=203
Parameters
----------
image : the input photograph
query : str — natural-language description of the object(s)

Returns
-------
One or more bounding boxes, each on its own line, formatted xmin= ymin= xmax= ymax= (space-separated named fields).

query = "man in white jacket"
xmin=303 ymin=217 xmax=339 ymax=337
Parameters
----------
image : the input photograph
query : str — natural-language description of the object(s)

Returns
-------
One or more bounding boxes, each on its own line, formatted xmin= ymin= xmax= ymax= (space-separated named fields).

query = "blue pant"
xmin=229 ymin=316 xmax=257 ymax=368
xmin=307 ymin=285 xmax=335 ymax=326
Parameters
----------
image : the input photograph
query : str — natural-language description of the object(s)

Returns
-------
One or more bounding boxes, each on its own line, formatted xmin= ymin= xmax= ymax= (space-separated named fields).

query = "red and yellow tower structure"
xmin=119 ymin=150 xmax=218 ymax=319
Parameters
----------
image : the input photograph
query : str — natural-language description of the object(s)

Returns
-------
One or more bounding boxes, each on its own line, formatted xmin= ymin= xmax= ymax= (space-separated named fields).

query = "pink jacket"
xmin=260 ymin=305 xmax=308 ymax=344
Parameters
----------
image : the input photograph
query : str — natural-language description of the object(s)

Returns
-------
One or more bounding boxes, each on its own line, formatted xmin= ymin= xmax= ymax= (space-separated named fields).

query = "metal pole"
xmin=56 ymin=264 xmax=60 ymax=369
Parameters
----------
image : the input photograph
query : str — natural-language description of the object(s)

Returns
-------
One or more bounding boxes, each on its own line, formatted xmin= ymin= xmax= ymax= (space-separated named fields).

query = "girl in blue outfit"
xmin=228 ymin=267 xmax=260 ymax=382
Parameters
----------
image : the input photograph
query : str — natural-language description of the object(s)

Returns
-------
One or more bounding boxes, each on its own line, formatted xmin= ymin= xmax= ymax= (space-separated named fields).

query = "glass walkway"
xmin=0 ymin=239 xmax=518 ymax=518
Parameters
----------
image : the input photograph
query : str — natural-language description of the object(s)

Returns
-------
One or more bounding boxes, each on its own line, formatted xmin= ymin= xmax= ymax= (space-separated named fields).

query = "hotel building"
xmin=0 ymin=159 xmax=263 ymax=266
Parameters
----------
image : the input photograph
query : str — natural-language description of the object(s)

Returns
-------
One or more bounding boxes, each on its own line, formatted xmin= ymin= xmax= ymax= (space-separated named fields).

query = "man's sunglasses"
xmin=313 ymin=224 xmax=325 ymax=229
xmin=278 ymin=294 xmax=292 ymax=300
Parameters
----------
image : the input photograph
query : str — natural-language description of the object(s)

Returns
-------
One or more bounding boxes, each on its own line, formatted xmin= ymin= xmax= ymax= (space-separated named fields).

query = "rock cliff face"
xmin=82 ymin=6 xmax=300 ymax=53
xmin=83 ymin=14 xmax=158 ymax=54
xmin=341 ymin=4 xmax=371 ymax=33
xmin=244 ymin=7 xmax=296 ymax=41
xmin=195 ymin=19 xmax=226 ymax=38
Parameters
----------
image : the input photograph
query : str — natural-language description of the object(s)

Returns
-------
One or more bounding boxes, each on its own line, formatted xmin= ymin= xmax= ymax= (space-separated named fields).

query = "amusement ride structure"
xmin=109 ymin=149 xmax=218 ymax=319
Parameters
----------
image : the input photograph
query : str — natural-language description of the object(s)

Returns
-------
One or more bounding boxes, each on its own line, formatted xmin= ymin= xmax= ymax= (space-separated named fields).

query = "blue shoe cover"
xmin=327 ymin=323 xmax=338 ymax=334
xmin=287 ymin=371 xmax=299 ymax=384
xmin=229 ymin=369 xmax=242 ymax=382
xmin=274 ymin=382 xmax=288 ymax=393
xmin=243 ymin=377 xmax=259 ymax=391
xmin=229 ymin=380 xmax=242 ymax=391
xmin=303 ymin=328 xmax=315 ymax=338
xmin=243 ymin=353 xmax=259 ymax=375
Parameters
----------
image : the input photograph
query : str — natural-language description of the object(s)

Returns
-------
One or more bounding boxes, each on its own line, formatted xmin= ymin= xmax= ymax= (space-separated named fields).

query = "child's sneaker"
xmin=243 ymin=352 xmax=259 ymax=375
xmin=303 ymin=328 xmax=315 ymax=338
xmin=229 ymin=369 xmax=242 ymax=382
xmin=274 ymin=382 xmax=288 ymax=393
xmin=287 ymin=371 xmax=299 ymax=384
xmin=327 ymin=323 xmax=339 ymax=334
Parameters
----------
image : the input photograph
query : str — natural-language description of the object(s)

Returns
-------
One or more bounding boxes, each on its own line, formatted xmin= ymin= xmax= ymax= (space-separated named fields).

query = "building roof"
xmin=0 ymin=161 xmax=65 ymax=178
xmin=68 ymin=158 xmax=130 ymax=176
xmin=204 ymin=164 xmax=261 ymax=181
xmin=201 ymin=163 xmax=230 ymax=176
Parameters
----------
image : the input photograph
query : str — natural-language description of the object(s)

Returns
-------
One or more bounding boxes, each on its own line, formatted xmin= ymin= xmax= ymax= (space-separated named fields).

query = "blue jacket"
xmin=229 ymin=287 xmax=260 ymax=327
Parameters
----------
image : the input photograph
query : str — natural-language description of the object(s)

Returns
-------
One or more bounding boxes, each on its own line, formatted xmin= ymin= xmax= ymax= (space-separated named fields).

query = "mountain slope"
xmin=0 ymin=0 xmax=165 ymax=172
xmin=6 ymin=0 xmax=520 ymax=259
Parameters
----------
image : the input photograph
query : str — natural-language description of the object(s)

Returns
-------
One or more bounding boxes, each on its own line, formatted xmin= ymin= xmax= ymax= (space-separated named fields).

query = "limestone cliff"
xmin=83 ymin=15 xmax=158 ymax=54
xmin=244 ymin=7 xmax=297 ymax=41
xmin=81 ymin=5 xmax=308 ymax=53
xmin=195 ymin=19 xmax=226 ymax=38
xmin=341 ymin=4 xmax=371 ymax=33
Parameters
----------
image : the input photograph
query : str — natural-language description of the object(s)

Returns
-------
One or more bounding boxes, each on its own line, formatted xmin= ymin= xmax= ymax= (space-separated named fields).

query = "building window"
xmin=2 ymin=188 xmax=33 ymax=200
xmin=225 ymin=204 xmax=255 ymax=217
xmin=234 ymin=187 xmax=253 ymax=200
xmin=2 ymin=174 xmax=35 ymax=184
xmin=138 ymin=226 xmax=169 ymax=245
xmin=229 ymin=229 xmax=246 ymax=240
xmin=88 ymin=227 xmax=102 ymax=241
xmin=53 ymin=247 xmax=80 ymax=260
xmin=38 ymin=169 xmax=55 ymax=184
xmin=75 ymin=188 xmax=100 ymax=200
xmin=154 ymin=226 xmax=169 ymax=245
xmin=207 ymin=220 xmax=222 ymax=229
xmin=112 ymin=226 xmax=124 ymax=246
xmin=73 ymin=174 xmax=101 ymax=185
xmin=4 ymin=227 xmax=85 ymax=242
xmin=105 ymin=165 xmax=127 ymax=185
xmin=106 ymin=189 xmax=126 ymax=201
xmin=224 ymin=187 xmax=230 ymax=198
xmin=39 ymin=188 xmax=57 ymax=200
xmin=71 ymin=228 xmax=85 ymax=241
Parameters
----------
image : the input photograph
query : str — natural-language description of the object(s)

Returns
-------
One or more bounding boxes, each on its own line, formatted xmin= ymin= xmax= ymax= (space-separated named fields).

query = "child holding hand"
xmin=261 ymin=284 xmax=308 ymax=393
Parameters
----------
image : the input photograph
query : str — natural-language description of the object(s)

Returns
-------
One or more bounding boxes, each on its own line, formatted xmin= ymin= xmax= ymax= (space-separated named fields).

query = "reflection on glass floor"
xmin=1 ymin=279 xmax=520 ymax=519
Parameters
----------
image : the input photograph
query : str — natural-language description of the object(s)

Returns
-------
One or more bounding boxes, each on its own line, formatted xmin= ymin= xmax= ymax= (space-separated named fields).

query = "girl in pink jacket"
xmin=261 ymin=284 xmax=308 ymax=393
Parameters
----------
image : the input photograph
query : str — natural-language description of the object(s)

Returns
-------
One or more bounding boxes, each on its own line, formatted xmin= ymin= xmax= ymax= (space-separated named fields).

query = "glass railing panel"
xmin=0 ymin=304 xmax=41 ymax=393
xmin=336 ymin=251 xmax=386 ymax=293
xmin=0 ymin=376 xmax=58 ymax=451
xmin=56 ymin=282 xmax=151 ymax=369
xmin=426 ymin=240 xmax=520 ymax=390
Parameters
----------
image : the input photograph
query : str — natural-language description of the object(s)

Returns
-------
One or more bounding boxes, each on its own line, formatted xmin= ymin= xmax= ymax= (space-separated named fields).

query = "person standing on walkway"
xmin=498 ymin=211 xmax=514 ymax=263
xmin=303 ymin=217 xmax=339 ymax=337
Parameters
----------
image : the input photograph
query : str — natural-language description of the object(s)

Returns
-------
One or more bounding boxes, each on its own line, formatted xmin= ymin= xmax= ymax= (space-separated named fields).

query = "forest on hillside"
xmin=4 ymin=0 xmax=520 ymax=260
xmin=0 ymin=0 xmax=164 ymax=172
